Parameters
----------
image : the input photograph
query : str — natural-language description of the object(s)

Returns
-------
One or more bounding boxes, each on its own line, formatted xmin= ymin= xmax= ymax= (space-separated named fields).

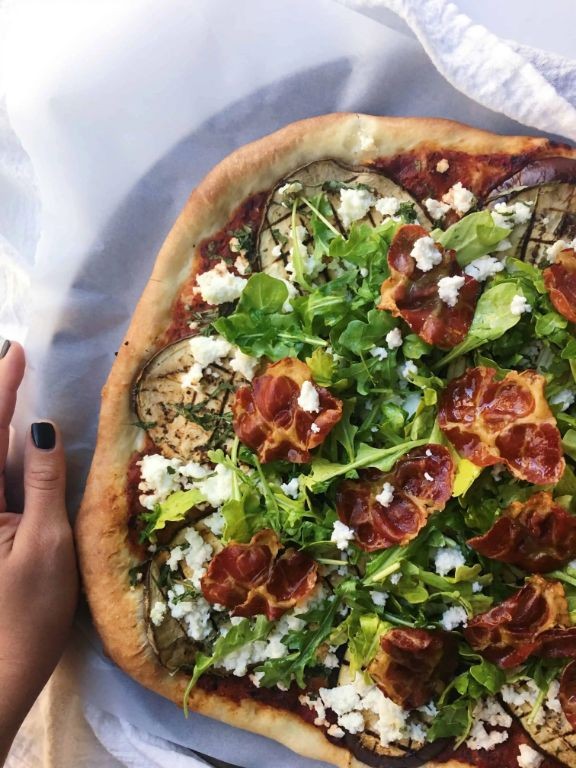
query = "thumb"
xmin=20 ymin=422 xmax=67 ymax=536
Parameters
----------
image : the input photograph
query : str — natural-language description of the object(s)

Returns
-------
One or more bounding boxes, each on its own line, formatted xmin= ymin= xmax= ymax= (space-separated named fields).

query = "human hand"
xmin=0 ymin=341 xmax=78 ymax=763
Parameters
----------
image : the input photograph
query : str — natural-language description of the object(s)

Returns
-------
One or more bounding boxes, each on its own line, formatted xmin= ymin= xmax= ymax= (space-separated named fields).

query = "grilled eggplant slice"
xmin=134 ymin=337 xmax=237 ymax=461
xmin=500 ymin=685 xmax=576 ymax=768
xmin=258 ymin=159 xmax=428 ymax=278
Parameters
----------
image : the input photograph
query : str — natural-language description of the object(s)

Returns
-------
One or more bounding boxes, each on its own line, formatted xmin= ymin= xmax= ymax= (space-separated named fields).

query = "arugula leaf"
xmin=338 ymin=308 xmax=394 ymax=355
xmin=305 ymin=348 xmax=335 ymax=386
xmin=436 ymin=282 xmax=523 ymax=367
xmin=348 ymin=613 xmax=390 ymax=675
xmin=139 ymin=488 xmax=205 ymax=541
xmin=433 ymin=211 xmax=509 ymax=266
xmin=328 ymin=221 xmax=397 ymax=266
xmin=428 ymin=699 xmax=472 ymax=741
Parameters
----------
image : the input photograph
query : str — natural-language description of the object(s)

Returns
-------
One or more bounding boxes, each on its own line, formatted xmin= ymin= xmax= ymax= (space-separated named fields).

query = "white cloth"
xmin=1 ymin=0 xmax=575 ymax=767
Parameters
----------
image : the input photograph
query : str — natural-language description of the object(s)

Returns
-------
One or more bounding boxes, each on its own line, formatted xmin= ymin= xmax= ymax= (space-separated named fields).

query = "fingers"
xmin=0 ymin=342 xmax=25 ymax=513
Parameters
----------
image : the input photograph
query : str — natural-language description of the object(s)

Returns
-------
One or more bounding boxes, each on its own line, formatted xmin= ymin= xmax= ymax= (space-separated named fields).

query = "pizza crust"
xmin=76 ymin=113 xmax=575 ymax=768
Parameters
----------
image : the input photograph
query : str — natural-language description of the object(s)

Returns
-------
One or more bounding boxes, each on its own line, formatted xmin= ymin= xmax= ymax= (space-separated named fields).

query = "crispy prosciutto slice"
xmin=468 ymin=491 xmax=576 ymax=573
xmin=544 ymin=247 xmax=576 ymax=323
xmin=232 ymin=358 xmax=342 ymax=463
xmin=368 ymin=628 xmax=458 ymax=709
xmin=464 ymin=576 xmax=570 ymax=669
xmin=438 ymin=366 xmax=564 ymax=485
xmin=200 ymin=529 xmax=317 ymax=620
xmin=336 ymin=444 xmax=454 ymax=552
xmin=378 ymin=224 xmax=480 ymax=349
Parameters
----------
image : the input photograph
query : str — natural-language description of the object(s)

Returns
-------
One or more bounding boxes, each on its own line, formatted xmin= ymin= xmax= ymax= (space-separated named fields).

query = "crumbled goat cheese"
xmin=271 ymin=243 xmax=283 ymax=258
xmin=435 ymin=547 xmax=465 ymax=576
xmin=360 ymin=267 xmax=369 ymax=277
xmin=437 ymin=275 xmax=465 ymax=307
xmin=167 ymin=545 xmax=184 ymax=571
xmin=441 ymin=606 xmax=468 ymax=631
xmin=491 ymin=201 xmax=533 ymax=229
xmin=310 ymin=422 xmax=321 ymax=434
xmin=195 ymin=260 xmax=247 ymax=305
xmin=179 ymin=461 xmax=210 ymax=486
xmin=277 ymin=181 xmax=303 ymax=205
xmin=249 ymin=671 xmax=264 ymax=688
xmin=442 ymin=182 xmax=475 ymax=214
xmin=410 ymin=236 xmax=443 ymax=272
xmin=280 ymin=477 xmax=299 ymax=499
xmin=285 ymin=224 xmax=317 ymax=278
xmin=370 ymin=346 xmax=388 ymax=360
xmin=202 ymin=511 xmax=225 ymax=536
xmin=517 ymin=744 xmax=544 ymax=768
xmin=370 ymin=591 xmax=389 ymax=607
xmin=464 ymin=255 xmax=505 ymax=282
xmin=472 ymin=581 xmax=483 ymax=593
xmin=180 ymin=363 xmax=203 ymax=388
xmin=338 ymin=711 xmax=365 ymax=734
xmin=466 ymin=698 xmax=512 ymax=751
xmin=182 ymin=527 xmax=213 ymax=589
xmin=386 ymin=328 xmax=403 ymax=349
xmin=401 ymin=360 xmax=418 ymax=379
xmin=501 ymin=680 xmax=540 ymax=709
xmin=545 ymin=680 xmax=563 ymax=713
xmin=298 ymin=380 xmax=320 ymax=412
xmin=167 ymin=586 xmax=213 ymax=642
xmin=546 ymin=238 xmax=576 ymax=262
xmin=376 ymin=482 xmax=395 ymax=507
xmin=424 ymin=198 xmax=450 ymax=220
xmin=550 ymin=389 xmax=575 ymax=411
xmin=510 ymin=294 xmax=532 ymax=316
xmin=229 ymin=348 xmax=259 ymax=381
xmin=390 ymin=572 xmax=402 ymax=585
xmin=569 ymin=559 xmax=576 ymax=570
xmin=194 ymin=464 xmax=234 ymax=508
xmin=408 ymin=721 xmax=428 ymax=743
xmin=331 ymin=521 xmax=356 ymax=551
xmin=436 ymin=158 xmax=450 ymax=173
xmin=338 ymin=188 xmax=375 ymax=228
xmin=374 ymin=196 xmax=400 ymax=217
xmin=150 ymin=600 xmax=167 ymax=626
xmin=327 ymin=724 xmax=345 ymax=738
xmin=496 ymin=238 xmax=512 ymax=251
xmin=183 ymin=335 xmax=232 ymax=386
xmin=234 ymin=254 xmax=249 ymax=274
xmin=138 ymin=454 xmax=182 ymax=510
xmin=228 ymin=236 xmax=243 ymax=254
xmin=323 ymin=652 xmax=339 ymax=669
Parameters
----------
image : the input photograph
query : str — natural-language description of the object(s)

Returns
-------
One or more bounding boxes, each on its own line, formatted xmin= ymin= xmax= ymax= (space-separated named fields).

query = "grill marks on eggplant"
xmin=258 ymin=159 xmax=428 ymax=279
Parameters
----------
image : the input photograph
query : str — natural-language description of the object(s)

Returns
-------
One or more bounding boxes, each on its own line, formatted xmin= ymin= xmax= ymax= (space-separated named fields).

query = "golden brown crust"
xmin=76 ymin=113 xmax=576 ymax=768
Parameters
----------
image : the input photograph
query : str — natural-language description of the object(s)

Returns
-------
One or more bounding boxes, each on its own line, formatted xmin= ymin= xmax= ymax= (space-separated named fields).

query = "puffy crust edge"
xmin=75 ymin=112 xmax=575 ymax=768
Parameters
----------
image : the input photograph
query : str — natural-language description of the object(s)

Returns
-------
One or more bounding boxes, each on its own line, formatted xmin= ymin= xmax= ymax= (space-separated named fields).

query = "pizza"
xmin=76 ymin=114 xmax=576 ymax=768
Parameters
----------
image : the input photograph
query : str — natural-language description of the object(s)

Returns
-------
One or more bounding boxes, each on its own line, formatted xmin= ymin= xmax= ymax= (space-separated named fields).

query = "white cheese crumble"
xmin=181 ymin=335 xmax=233 ymax=387
xmin=167 ymin=586 xmax=213 ymax=642
xmin=337 ymin=188 xmax=375 ymax=228
xmin=550 ymin=389 xmax=575 ymax=411
xmin=410 ymin=236 xmax=443 ymax=272
xmin=285 ymin=224 xmax=317 ymax=279
xmin=331 ymin=520 xmax=356 ymax=551
xmin=374 ymin=196 xmax=400 ymax=218
xmin=436 ymin=158 xmax=450 ymax=173
xmin=229 ymin=348 xmax=259 ymax=381
xmin=370 ymin=346 xmax=388 ymax=360
xmin=491 ymin=201 xmax=533 ymax=229
xmin=434 ymin=547 xmax=465 ymax=576
xmin=375 ymin=482 xmax=395 ymax=507
xmin=424 ymin=198 xmax=450 ymax=220
xmin=517 ymin=744 xmax=544 ymax=768
xmin=464 ymin=255 xmax=504 ymax=282
xmin=437 ymin=275 xmax=465 ymax=307
xmin=472 ymin=581 xmax=483 ymax=593
xmin=150 ymin=600 xmax=167 ymax=626
xmin=386 ymin=327 xmax=403 ymax=349
xmin=182 ymin=527 xmax=214 ymax=589
xmin=370 ymin=590 xmax=388 ymax=607
xmin=138 ymin=454 xmax=182 ymax=510
xmin=310 ymin=422 xmax=321 ymax=434
xmin=401 ymin=360 xmax=418 ymax=379
xmin=390 ymin=572 xmax=402 ymax=585
xmin=194 ymin=464 xmax=234 ymax=508
xmin=441 ymin=606 xmax=468 ymax=630
xmin=195 ymin=260 xmax=247 ymax=305
xmin=280 ymin=477 xmax=299 ymax=499
xmin=234 ymin=254 xmax=249 ymax=274
xmin=466 ymin=698 xmax=512 ymax=751
xmin=201 ymin=511 xmax=225 ymax=536
xmin=546 ymin=238 xmax=576 ymax=262
xmin=277 ymin=181 xmax=303 ymax=205
xmin=228 ymin=237 xmax=244 ymax=255
xmin=510 ymin=294 xmax=532 ymax=316
xmin=297 ymin=380 xmax=321 ymax=413
xmin=442 ymin=182 xmax=475 ymax=214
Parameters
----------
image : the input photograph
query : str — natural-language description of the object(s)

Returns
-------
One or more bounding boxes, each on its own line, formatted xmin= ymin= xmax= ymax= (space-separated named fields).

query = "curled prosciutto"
xmin=544 ymin=247 xmax=576 ymax=323
xmin=468 ymin=491 xmax=576 ymax=573
xmin=200 ymin=529 xmax=317 ymax=621
xmin=368 ymin=628 xmax=458 ymax=709
xmin=378 ymin=224 xmax=480 ymax=349
xmin=336 ymin=444 xmax=454 ymax=552
xmin=438 ymin=366 xmax=564 ymax=485
xmin=232 ymin=358 xmax=342 ymax=463
xmin=464 ymin=576 xmax=570 ymax=669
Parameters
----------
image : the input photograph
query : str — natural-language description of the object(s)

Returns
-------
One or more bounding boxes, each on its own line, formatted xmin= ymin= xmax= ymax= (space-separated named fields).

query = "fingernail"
xmin=31 ymin=422 xmax=56 ymax=450
xmin=0 ymin=340 xmax=11 ymax=359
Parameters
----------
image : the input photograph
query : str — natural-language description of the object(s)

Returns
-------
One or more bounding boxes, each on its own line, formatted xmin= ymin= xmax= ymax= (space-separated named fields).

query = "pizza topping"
xmin=434 ymin=547 xmax=466 ymax=576
xmin=385 ymin=327 xmax=403 ymax=348
xmin=510 ymin=294 xmax=532 ymax=316
xmin=378 ymin=224 xmax=481 ymax=349
xmin=547 ymin=238 xmax=576 ymax=263
xmin=194 ymin=260 xmax=247 ymax=305
xmin=425 ymin=198 xmax=451 ymax=220
xmin=336 ymin=444 xmax=454 ymax=551
xmin=490 ymin=201 xmax=533 ymax=229
xmin=438 ymin=366 xmax=565 ymax=484
xmin=200 ymin=529 xmax=318 ymax=620
xmin=436 ymin=158 xmax=450 ymax=174
xmin=437 ymin=274 xmax=465 ymax=307
xmin=374 ymin=196 xmax=400 ymax=217
xmin=468 ymin=491 xmax=576 ymax=573
xmin=442 ymin=182 xmax=476 ymax=214
xmin=465 ymin=698 xmax=512 ymax=751
xmin=368 ymin=628 xmax=458 ymax=709
xmin=464 ymin=576 xmax=570 ymax=668
xmin=543 ymin=246 xmax=576 ymax=323
xmin=516 ymin=744 xmax=545 ymax=768
xmin=463 ymin=255 xmax=504 ymax=281
xmin=232 ymin=358 xmax=342 ymax=463
xmin=330 ymin=520 xmax=355 ymax=551
xmin=559 ymin=661 xmax=576 ymax=729
xmin=337 ymin=188 xmax=375 ymax=228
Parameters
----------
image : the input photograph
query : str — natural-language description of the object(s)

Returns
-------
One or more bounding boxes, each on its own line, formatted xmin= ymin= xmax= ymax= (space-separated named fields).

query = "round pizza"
xmin=76 ymin=114 xmax=576 ymax=768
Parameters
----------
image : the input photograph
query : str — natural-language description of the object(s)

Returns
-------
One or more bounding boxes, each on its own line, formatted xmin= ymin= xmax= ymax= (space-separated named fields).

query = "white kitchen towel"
xmin=338 ymin=0 xmax=576 ymax=141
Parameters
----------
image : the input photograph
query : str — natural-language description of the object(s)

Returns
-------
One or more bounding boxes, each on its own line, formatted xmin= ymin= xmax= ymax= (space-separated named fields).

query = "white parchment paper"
xmin=2 ymin=0 xmax=572 ymax=765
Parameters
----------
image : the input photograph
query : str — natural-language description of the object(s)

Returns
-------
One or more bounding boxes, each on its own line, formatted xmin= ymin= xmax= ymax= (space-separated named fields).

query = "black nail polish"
xmin=31 ymin=422 xmax=56 ymax=450
xmin=0 ymin=340 xmax=10 ymax=359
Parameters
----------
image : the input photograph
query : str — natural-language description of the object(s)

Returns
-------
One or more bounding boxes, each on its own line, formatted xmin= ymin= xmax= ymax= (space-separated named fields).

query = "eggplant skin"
xmin=487 ymin=157 xmax=576 ymax=197
xmin=342 ymin=731 xmax=449 ymax=768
